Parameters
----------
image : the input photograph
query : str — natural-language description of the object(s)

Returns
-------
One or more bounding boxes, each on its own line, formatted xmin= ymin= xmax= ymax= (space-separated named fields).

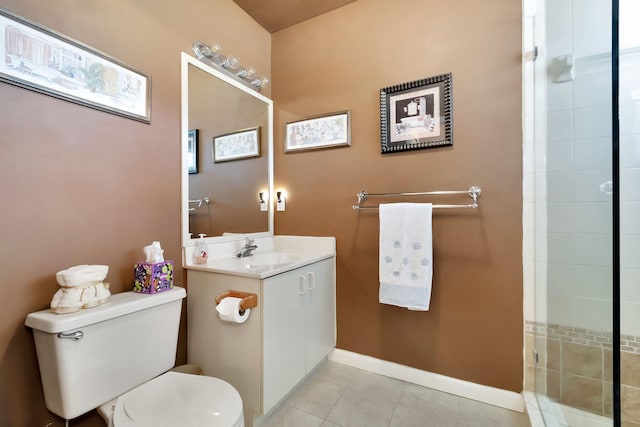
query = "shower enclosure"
xmin=523 ymin=0 xmax=639 ymax=425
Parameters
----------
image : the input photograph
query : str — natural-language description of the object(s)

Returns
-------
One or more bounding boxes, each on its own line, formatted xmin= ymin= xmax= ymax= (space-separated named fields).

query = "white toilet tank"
xmin=25 ymin=286 xmax=186 ymax=420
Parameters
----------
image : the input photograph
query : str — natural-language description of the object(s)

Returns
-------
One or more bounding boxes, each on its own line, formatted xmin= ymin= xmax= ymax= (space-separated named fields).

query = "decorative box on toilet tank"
xmin=133 ymin=261 xmax=174 ymax=293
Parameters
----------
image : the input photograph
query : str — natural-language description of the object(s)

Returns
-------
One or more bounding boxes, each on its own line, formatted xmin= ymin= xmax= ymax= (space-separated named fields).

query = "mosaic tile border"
xmin=525 ymin=321 xmax=640 ymax=354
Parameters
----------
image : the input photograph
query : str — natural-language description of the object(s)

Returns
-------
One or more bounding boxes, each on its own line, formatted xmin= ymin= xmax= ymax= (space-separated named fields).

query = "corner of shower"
xmin=522 ymin=0 xmax=627 ymax=426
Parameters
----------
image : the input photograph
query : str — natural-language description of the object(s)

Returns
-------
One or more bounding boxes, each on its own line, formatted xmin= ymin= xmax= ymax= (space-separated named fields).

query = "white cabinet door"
xmin=304 ymin=258 xmax=336 ymax=371
xmin=262 ymin=268 xmax=306 ymax=413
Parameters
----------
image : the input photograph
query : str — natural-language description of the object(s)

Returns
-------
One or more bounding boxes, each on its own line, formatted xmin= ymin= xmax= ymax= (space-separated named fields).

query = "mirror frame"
xmin=180 ymin=52 xmax=274 ymax=247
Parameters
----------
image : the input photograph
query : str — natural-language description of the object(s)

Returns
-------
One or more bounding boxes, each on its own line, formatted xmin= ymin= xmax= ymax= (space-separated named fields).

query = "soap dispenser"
xmin=194 ymin=234 xmax=208 ymax=264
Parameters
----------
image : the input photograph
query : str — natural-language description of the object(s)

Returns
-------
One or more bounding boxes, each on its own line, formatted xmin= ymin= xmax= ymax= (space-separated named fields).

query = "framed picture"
xmin=0 ymin=9 xmax=151 ymax=123
xmin=187 ymin=129 xmax=199 ymax=174
xmin=213 ymin=127 xmax=261 ymax=163
xmin=380 ymin=73 xmax=452 ymax=153
xmin=285 ymin=110 xmax=351 ymax=153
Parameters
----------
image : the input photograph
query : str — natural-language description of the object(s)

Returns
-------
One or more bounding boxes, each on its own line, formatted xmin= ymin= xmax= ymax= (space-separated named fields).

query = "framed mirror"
xmin=181 ymin=53 xmax=273 ymax=247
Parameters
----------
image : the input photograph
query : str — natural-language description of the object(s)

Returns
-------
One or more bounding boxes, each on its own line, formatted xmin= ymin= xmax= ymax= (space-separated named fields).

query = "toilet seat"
xmin=111 ymin=371 xmax=244 ymax=427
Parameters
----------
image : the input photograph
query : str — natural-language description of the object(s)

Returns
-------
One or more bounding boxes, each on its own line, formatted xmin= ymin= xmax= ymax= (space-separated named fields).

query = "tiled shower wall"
xmin=523 ymin=0 xmax=640 ymax=424
xmin=525 ymin=322 xmax=640 ymax=423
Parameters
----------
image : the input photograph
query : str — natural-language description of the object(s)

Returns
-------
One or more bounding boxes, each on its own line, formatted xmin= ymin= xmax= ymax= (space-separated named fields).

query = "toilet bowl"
xmin=99 ymin=371 xmax=244 ymax=427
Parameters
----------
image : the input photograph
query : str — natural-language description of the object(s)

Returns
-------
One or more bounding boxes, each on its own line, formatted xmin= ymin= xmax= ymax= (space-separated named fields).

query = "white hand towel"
xmin=379 ymin=203 xmax=433 ymax=310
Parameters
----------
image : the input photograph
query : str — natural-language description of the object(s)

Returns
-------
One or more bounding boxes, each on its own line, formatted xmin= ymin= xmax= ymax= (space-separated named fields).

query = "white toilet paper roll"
xmin=215 ymin=297 xmax=250 ymax=323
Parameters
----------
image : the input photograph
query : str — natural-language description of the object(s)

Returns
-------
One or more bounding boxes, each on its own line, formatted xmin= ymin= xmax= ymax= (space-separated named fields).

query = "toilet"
xmin=25 ymin=286 xmax=244 ymax=426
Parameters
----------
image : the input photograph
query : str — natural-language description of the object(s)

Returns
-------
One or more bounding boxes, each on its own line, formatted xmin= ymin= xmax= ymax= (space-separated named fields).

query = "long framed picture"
xmin=187 ymin=129 xmax=199 ymax=174
xmin=213 ymin=127 xmax=261 ymax=163
xmin=380 ymin=73 xmax=452 ymax=153
xmin=285 ymin=110 xmax=351 ymax=153
xmin=0 ymin=9 xmax=151 ymax=123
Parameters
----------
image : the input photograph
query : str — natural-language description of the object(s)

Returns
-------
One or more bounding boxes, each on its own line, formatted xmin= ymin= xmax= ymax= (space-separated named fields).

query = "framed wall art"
xmin=0 ymin=9 xmax=151 ymax=123
xmin=213 ymin=127 xmax=261 ymax=163
xmin=285 ymin=110 xmax=351 ymax=153
xmin=380 ymin=73 xmax=452 ymax=153
xmin=187 ymin=129 xmax=199 ymax=174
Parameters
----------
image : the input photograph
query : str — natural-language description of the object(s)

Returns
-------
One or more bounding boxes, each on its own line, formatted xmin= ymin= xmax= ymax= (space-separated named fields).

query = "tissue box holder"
xmin=133 ymin=261 xmax=174 ymax=294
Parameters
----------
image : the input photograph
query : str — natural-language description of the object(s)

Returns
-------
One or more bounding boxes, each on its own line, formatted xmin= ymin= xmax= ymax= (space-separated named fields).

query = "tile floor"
xmin=257 ymin=360 xmax=531 ymax=427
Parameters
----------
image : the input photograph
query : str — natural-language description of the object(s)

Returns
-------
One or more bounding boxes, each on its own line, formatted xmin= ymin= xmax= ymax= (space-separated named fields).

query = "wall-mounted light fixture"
xmin=276 ymin=191 xmax=286 ymax=211
xmin=192 ymin=41 xmax=269 ymax=92
xmin=259 ymin=191 xmax=269 ymax=212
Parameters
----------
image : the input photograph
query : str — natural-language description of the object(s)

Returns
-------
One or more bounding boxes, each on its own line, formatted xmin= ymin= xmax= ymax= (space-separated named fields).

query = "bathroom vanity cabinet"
xmin=186 ymin=256 xmax=336 ymax=425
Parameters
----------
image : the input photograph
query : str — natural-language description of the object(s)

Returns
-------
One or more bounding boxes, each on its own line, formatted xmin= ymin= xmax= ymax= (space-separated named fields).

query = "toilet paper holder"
xmin=215 ymin=291 xmax=258 ymax=312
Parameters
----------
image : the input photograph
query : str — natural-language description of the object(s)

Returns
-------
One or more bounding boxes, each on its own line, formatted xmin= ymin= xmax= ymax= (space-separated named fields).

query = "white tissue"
xmin=216 ymin=297 xmax=250 ymax=323
xmin=144 ymin=241 xmax=165 ymax=263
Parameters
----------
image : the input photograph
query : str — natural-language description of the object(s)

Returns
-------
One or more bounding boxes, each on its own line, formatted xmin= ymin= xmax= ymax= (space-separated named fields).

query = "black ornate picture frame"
xmin=380 ymin=73 xmax=452 ymax=153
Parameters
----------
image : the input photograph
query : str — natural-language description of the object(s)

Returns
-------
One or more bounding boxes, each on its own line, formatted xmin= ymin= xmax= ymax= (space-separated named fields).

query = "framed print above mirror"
xmin=380 ymin=73 xmax=452 ymax=154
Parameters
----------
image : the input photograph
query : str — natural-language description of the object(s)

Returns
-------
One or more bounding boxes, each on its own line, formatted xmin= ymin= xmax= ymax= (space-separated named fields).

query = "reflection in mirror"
xmin=181 ymin=53 xmax=273 ymax=245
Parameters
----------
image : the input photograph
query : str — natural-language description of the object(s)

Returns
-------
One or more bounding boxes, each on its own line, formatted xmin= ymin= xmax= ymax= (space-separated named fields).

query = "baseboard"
xmin=329 ymin=348 xmax=525 ymax=413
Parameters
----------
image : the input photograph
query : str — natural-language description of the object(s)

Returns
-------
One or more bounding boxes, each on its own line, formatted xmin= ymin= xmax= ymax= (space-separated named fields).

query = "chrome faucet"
xmin=236 ymin=238 xmax=258 ymax=258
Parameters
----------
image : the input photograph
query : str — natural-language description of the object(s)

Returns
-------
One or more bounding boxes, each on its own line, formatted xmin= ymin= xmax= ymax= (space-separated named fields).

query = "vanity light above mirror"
xmin=180 ymin=52 xmax=274 ymax=248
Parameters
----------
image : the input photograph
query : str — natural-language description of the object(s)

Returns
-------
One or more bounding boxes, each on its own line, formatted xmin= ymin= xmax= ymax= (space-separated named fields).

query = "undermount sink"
xmin=242 ymin=252 xmax=300 ymax=269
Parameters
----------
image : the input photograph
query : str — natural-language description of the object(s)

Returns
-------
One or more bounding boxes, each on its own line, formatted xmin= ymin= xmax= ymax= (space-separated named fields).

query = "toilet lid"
xmin=113 ymin=372 xmax=243 ymax=427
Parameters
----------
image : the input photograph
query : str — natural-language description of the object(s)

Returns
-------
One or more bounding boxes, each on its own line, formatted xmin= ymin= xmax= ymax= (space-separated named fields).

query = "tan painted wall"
xmin=0 ymin=1 xmax=270 ymax=425
xmin=272 ymin=0 xmax=523 ymax=392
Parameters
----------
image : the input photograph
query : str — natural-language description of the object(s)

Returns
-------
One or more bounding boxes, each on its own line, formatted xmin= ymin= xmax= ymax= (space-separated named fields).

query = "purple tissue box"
xmin=133 ymin=261 xmax=174 ymax=294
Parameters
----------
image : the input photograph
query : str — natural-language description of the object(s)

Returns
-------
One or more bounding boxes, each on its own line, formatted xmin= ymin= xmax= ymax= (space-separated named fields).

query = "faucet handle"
xmin=244 ymin=238 xmax=255 ymax=246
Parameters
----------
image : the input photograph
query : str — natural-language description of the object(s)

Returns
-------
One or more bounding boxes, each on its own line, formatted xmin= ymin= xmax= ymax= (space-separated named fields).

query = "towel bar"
xmin=352 ymin=186 xmax=481 ymax=210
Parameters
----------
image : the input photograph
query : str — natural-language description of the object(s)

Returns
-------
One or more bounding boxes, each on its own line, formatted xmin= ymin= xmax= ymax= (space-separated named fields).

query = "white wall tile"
xmin=572 ymin=202 xmax=612 ymax=234
xmin=621 ymin=267 xmax=640 ymax=303
xmin=524 ymin=231 xmax=536 ymax=263
xmin=573 ymin=105 xmax=612 ymax=140
xmin=545 ymin=18 xmax=573 ymax=59
xmin=546 ymin=0 xmax=572 ymax=22
xmin=620 ymin=101 xmax=640 ymax=135
xmin=621 ymin=235 xmax=640 ymax=268
xmin=621 ymin=302 xmax=640 ymax=336
xmin=621 ymin=202 xmax=640 ymax=235
xmin=545 ymin=233 xmax=574 ymax=264
xmin=524 ymin=202 xmax=535 ymax=233
xmin=573 ymin=170 xmax=613 ymax=202
xmin=535 ymin=289 xmax=548 ymax=323
xmin=573 ymin=0 xmax=610 ymax=16
xmin=524 ymin=261 xmax=536 ymax=295
xmin=547 ymin=109 xmax=574 ymax=142
xmin=538 ymin=172 xmax=573 ymax=201
xmin=524 ymin=172 xmax=535 ymax=203
xmin=573 ymin=297 xmax=613 ymax=331
xmin=547 ymin=293 xmax=573 ymax=325
xmin=573 ymin=137 xmax=611 ymax=170
xmin=537 ymin=141 xmax=573 ymax=172
xmin=524 ymin=141 xmax=535 ymax=174
xmin=547 ymin=80 xmax=573 ymax=112
xmin=620 ymin=134 xmax=640 ymax=169
xmin=621 ymin=168 xmax=640 ymax=201
xmin=573 ymin=265 xmax=612 ymax=299
xmin=545 ymin=202 xmax=574 ymax=233
xmin=535 ymin=112 xmax=548 ymax=143
xmin=546 ymin=262 xmax=574 ymax=295
xmin=572 ymin=7 xmax=612 ymax=58
xmin=525 ymin=289 xmax=537 ymax=322
xmin=619 ymin=63 xmax=640 ymax=101
xmin=571 ymin=233 xmax=612 ymax=266
xmin=573 ymin=72 xmax=612 ymax=108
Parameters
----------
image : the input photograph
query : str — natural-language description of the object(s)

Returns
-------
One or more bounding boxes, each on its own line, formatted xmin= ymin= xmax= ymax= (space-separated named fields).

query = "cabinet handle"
xmin=298 ymin=275 xmax=306 ymax=295
xmin=307 ymin=272 xmax=316 ymax=291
